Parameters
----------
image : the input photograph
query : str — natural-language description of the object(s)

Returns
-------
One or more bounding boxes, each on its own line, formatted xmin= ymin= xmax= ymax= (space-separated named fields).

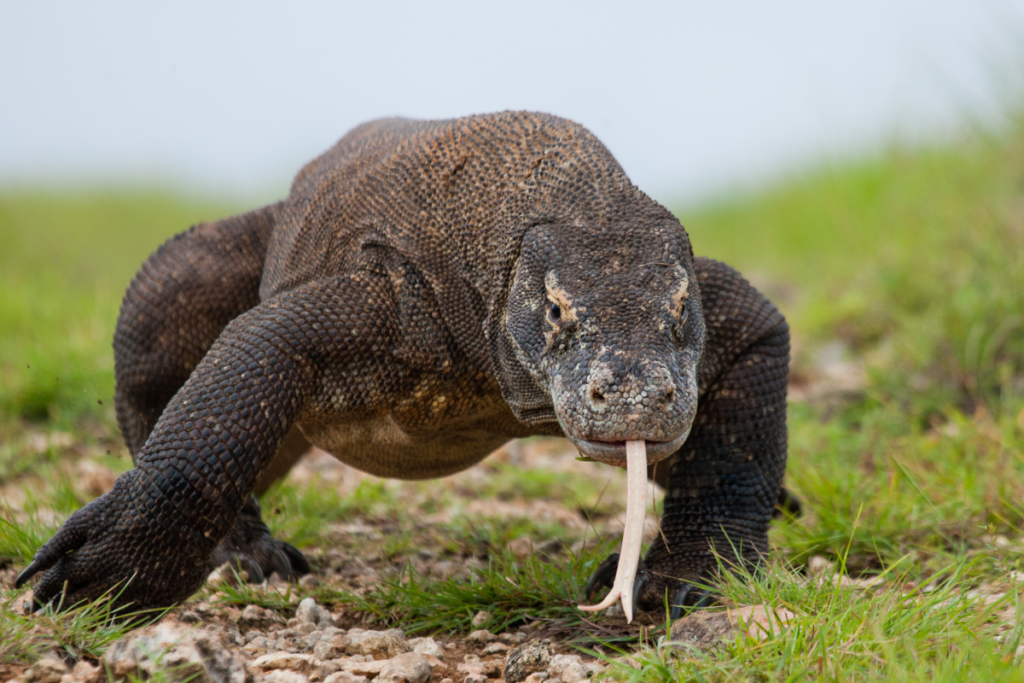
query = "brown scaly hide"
xmin=20 ymin=111 xmax=789 ymax=615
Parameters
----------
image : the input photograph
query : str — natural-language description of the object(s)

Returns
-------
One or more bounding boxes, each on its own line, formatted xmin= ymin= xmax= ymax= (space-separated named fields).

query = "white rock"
xmin=238 ymin=605 xmax=287 ymax=633
xmin=482 ymin=642 xmax=510 ymax=655
xmin=547 ymin=654 xmax=603 ymax=683
xmin=264 ymin=671 xmax=309 ymax=683
xmin=360 ymin=631 xmax=411 ymax=659
xmin=407 ymin=637 xmax=444 ymax=659
xmin=377 ymin=653 xmax=431 ymax=683
xmin=322 ymin=673 xmax=368 ymax=683
xmin=103 ymin=621 xmax=246 ymax=683
xmin=471 ymin=611 xmax=491 ymax=627
xmin=22 ymin=656 xmax=67 ymax=683
xmin=314 ymin=634 xmax=351 ymax=660
xmin=297 ymin=598 xmax=332 ymax=627
xmin=250 ymin=653 xmax=320 ymax=675
xmin=466 ymin=629 xmax=496 ymax=643
xmin=339 ymin=659 xmax=388 ymax=677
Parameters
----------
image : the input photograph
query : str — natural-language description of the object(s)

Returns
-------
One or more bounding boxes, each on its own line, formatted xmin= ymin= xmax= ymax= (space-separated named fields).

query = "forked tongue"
xmin=578 ymin=439 xmax=647 ymax=623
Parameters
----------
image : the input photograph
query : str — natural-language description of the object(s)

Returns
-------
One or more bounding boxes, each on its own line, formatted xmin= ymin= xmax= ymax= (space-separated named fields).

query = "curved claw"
xmin=15 ymin=560 xmax=43 ymax=589
xmin=278 ymin=541 xmax=311 ymax=576
xmin=584 ymin=553 xmax=620 ymax=602
xmin=669 ymin=584 xmax=716 ymax=620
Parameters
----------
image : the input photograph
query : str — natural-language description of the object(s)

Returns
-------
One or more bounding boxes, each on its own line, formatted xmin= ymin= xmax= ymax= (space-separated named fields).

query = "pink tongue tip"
xmin=577 ymin=439 xmax=647 ymax=623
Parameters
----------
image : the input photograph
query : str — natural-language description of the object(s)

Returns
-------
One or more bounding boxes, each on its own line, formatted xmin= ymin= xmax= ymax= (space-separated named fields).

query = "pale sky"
xmin=2 ymin=1 xmax=1022 ymax=205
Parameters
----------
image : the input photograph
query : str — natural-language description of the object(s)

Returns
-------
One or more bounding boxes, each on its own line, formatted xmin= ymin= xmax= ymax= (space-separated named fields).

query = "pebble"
xmin=297 ymin=598 xmax=333 ymax=628
xmin=466 ymin=629 xmax=497 ymax=643
xmin=359 ymin=631 xmax=411 ymax=659
xmin=21 ymin=655 xmax=67 ymax=683
xmin=299 ymin=575 xmax=321 ymax=589
xmin=314 ymin=634 xmax=351 ymax=660
xmin=482 ymin=642 xmax=510 ymax=655
xmin=377 ymin=652 xmax=431 ymax=683
xmin=547 ymin=654 xmax=603 ymax=683
xmin=238 ymin=604 xmax=287 ymax=633
xmin=322 ymin=673 xmax=369 ymax=683
xmin=103 ymin=621 xmax=247 ymax=683
xmin=471 ymin=610 xmax=491 ymax=627
xmin=339 ymin=659 xmax=388 ymax=677
xmin=407 ymin=637 xmax=445 ymax=659
xmin=263 ymin=671 xmax=309 ymax=683
xmin=249 ymin=652 xmax=320 ymax=674
xmin=504 ymin=641 xmax=553 ymax=683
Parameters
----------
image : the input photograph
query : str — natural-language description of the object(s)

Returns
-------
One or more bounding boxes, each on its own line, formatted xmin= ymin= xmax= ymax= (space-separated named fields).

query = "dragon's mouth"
xmin=569 ymin=429 xmax=691 ymax=467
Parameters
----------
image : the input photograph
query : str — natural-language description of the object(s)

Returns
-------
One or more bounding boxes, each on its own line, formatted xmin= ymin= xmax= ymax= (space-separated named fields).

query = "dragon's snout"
xmin=582 ymin=360 xmax=677 ymax=414
xmin=556 ymin=356 xmax=697 ymax=467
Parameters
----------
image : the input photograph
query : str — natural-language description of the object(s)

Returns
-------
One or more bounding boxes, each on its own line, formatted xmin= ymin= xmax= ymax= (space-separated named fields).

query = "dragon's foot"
xmin=209 ymin=496 xmax=310 ymax=583
xmin=583 ymin=552 xmax=717 ymax=619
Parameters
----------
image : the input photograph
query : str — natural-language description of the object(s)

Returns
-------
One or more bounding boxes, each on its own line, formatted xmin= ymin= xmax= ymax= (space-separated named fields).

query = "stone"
xmin=238 ymin=604 xmax=287 ymax=633
xmin=318 ymin=660 xmax=341 ymax=679
xmin=732 ymin=604 xmax=796 ymax=641
xmin=68 ymin=660 xmax=101 ymax=683
xmin=249 ymin=653 xmax=320 ymax=675
xmin=523 ymin=673 xmax=549 ymax=683
xmin=421 ymin=654 xmax=445 ymax=671
xmin=314 ymin=634 xmax=351 ymax=661
xmin=376 ymin=653 xmax=431 ymax=683
xmin=297 ymin=598 xmax=332 ymax=627
xmin=504 ymin=641 xmax=552 ymax=683
xmin=339 ymin=659 xmax=388 ymax=677
xmin=466 ymin=629 xmax=496 ymax=643
xmin=471 ymin=611 xmax=491 ymax=627
xmin=299 ymin=575 xmax=321 ymax=589
xmin=243 ymin=636 xmax=271 ymax=653
xmin=668 ymin=604 xmax=796 ymax=652
xmin=263 ymin=672 xmax=309 ymax=683
xmin=500 ymin=632 xmax=526 ymax=644
xmin=360 ymin=631 xmax=411 ymax=659
xmin=547 ymin=654 xmax=602 ymax=683
xmin=103 ymin=621 xmax=247 ymax=683
xmin=407 ymin=637 xmax=444 ymax=659
xmin=22 ymin=656 xmax=67 ymax=683
xmin=456 ymin=661 xmax=487 ymax=680
xmin=668 ymin=612 xmax=729 ymax=652
xmin=322 ymin=673 xmax=368 ymax=683
xmin=482 ymin=642 xmax=510 ymax=655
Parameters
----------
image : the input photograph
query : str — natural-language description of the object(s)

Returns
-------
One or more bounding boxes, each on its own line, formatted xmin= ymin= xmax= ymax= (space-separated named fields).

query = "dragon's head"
xmin=495 ymin=213 xmax=704 ymax=468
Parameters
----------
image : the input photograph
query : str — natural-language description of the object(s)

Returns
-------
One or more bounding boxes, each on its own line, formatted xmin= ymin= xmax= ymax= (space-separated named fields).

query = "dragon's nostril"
xmin=664 ymin=387 xmax=675 ymax=404
xmin=590 ymin=387 xmax=606 ymax=405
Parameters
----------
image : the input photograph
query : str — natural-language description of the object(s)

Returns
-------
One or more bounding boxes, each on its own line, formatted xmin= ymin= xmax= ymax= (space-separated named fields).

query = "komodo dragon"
xmin=18 ymin=111 xmax=793 ymax=621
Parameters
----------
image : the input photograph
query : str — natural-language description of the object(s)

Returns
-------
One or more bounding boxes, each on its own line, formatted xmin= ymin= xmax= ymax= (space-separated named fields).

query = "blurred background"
xmin=3 ymin=1 xmax=1023 ymax=203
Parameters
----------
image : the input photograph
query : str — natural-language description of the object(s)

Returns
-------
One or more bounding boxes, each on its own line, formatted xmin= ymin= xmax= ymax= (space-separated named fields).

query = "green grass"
xmin=2 ymin=113 xmax=1024 ymax=678
xmin=0 ymin=191 xmax=241 ymax=425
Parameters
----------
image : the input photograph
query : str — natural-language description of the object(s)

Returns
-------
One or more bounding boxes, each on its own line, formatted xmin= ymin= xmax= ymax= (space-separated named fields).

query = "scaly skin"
xmin=19 ymin=111 xmax=789 ymax=616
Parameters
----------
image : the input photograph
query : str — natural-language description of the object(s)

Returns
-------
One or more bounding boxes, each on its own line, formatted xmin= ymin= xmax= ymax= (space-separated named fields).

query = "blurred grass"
xmin=685 ymin=119 xmax=1024 ymax=419
xmin=0 ymin=191 xmax=241 ymax=425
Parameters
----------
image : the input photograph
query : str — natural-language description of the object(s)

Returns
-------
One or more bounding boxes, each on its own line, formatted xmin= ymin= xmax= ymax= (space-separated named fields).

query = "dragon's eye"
xmin=548 ymin=303 xmax=562 ymax=322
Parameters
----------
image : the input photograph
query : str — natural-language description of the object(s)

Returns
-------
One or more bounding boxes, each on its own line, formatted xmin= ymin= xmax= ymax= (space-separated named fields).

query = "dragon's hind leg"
xmin=112 ymin=202 xmax=309 ymax=581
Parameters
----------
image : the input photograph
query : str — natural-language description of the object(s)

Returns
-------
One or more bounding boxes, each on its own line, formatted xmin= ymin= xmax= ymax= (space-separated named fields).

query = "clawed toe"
xmin=582 ymin=552 xmax=653 ymax=612
xmin=209 ymin=496 xmax=310 ymax=584
xmin=669 ymin=583 xmax=716 ymax=620
xmin=584 ymin=553 xmax=620 ymax=601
